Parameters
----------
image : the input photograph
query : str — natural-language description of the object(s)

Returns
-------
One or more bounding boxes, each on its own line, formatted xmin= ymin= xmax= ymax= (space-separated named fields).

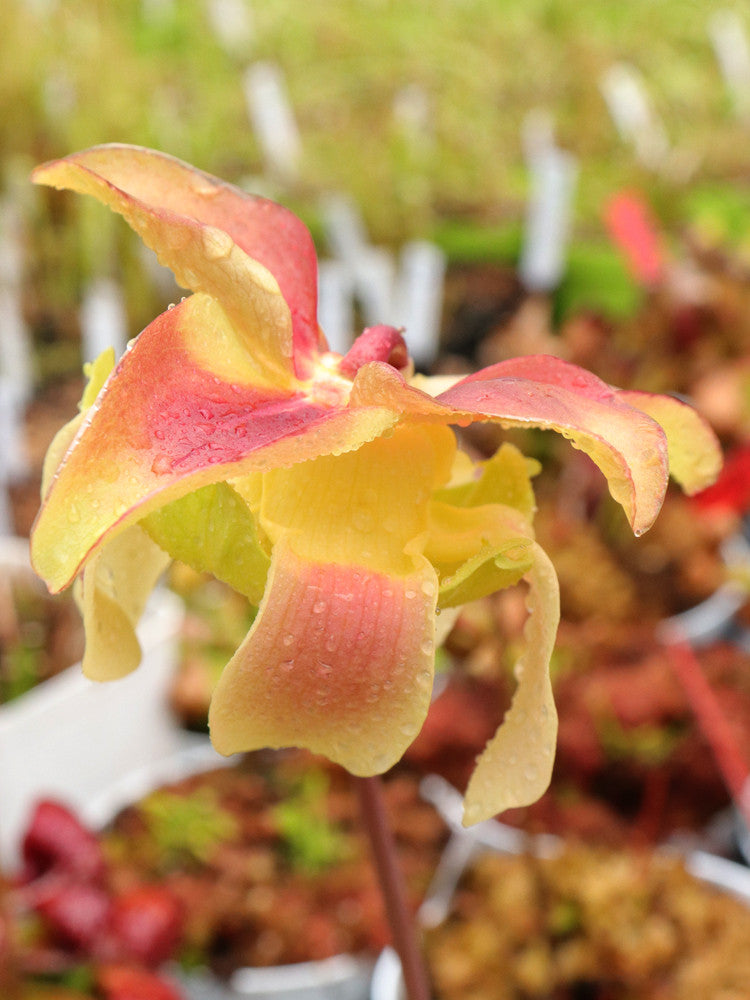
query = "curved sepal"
xmin=33 ymin=145 xmax=316 ymax=382
xmin=436 ymin=357 xmax=671 ymax=535
xmin=208 ymin=539 xmax=438 ymax=774
xmin=75 ymin=525 xmax=170 ymax=681
xmin=30 ymin=294 xmax=399 ymax=594
xmin=617 ymin=389 xmax=722 ymax=494
xmin=463 ymin=543 xmax=560 ymax=825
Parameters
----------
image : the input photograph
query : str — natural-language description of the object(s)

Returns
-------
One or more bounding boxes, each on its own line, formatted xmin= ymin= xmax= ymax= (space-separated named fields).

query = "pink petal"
xmin=33 ymin=144 xmax=323 ymax=375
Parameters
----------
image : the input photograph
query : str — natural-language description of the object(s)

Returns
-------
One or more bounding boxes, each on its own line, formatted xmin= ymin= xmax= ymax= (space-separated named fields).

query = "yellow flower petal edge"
xmin=618 ymin=389 xmax=723 ymax=494
xmin=76 ymin=524 xmax=170 ymax=681
xmin=463 ymin=542 xmax=560 ymax=825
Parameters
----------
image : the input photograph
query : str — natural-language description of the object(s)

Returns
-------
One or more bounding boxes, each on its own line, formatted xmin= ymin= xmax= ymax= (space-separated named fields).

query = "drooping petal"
xmin=208 ymin=424 xmax=456 ymax=772
xmin=75 ymin=525 xmax=170 ymax=681
xmin=30 ymin=295 xmax=400 ymax=594
xmin=463 ymin=542 xmax=560 ymax=825
xmin=33 ymin=144 xmax=322 ymax=381
xmin=352 ymin=358 xmax=672 ymax=535
xmin=209 ymin=539 xmax=438 ymax=774
xmin=617 ymin=389 xmax=722 ymax=494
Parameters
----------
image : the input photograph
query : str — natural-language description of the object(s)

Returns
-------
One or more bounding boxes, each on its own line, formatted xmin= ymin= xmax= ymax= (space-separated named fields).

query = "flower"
xmin=30 ymin=145 xmax=721 ymax=825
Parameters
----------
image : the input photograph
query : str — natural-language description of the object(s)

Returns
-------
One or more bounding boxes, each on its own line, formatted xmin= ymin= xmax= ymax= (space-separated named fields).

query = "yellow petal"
xmin=618 ymin=390 xmax=723 ymax=494
xmin=427 ymin=501 xmax=535 ymax=608
xmin=76 ymin=525 xmax=170 ymax=680
xmin=463 ymin=542 xmax=560 ymax=825
xmin=209 ymin=539 xmax=438 ymax=774
xmin=209 ymin=423 xmax=456 ymax=772
xmin=40 ymin=348 xmax=115 ymax=497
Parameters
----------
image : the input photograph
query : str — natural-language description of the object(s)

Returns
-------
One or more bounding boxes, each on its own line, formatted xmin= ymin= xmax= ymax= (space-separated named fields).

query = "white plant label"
xmin=243 ymin=62 xmax=301 ymax=183
xmin=709 ymin=10 xmax=750 ymax=120
xmin=600 ymin=62 xmax=669 ymax=169
xmin=80 ymin=278 xmax=128 ymax=364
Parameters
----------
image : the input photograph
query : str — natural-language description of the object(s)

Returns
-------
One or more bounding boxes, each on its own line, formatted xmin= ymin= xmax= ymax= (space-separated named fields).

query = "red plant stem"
xmin=665 ymin=638 xmax=750 ymax=827
xmin=355 ymin=775 xmax=431 ymax=1000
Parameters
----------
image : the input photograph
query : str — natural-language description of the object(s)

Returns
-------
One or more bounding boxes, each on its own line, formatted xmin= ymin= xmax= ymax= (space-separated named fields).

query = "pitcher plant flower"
xmin=30 ymin=145 xmax=721 ymax=825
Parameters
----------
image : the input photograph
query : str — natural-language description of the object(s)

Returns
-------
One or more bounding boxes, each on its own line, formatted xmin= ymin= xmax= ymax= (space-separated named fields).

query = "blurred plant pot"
xmin=84 ymin=749 xmax=446 ymax=1000
xmin=371 ymin=790 xmax=750 ymax=1000
xmin=84 ymin=746 xmax=374 ymax=1000
xmin=0 ymin=534 xmax=186 ymax=867
xmin=172 ymin=955 xmax=373 ymax=1000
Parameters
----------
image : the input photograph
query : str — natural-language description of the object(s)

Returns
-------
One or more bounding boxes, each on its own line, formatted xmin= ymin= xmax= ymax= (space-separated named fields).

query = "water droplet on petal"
xmin=203 ymin=228 xmax=234 ymax=260
xmin=282 ymin=634 xmax=294 ymax=647
xmin=151 ymin=454 xmax=172 ymax=475
xmin=313 ymin=600 xmax=327 ymax=614
xmin=68 ymin=503 xmax=80 ymax=524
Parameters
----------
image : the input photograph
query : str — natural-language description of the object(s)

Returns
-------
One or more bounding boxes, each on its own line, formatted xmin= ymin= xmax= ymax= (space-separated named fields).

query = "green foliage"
xmin=139 ymin=786 xmax=239 ymax=868
xmin=554 ymin=242 xmax=642 ymax=323
xmin=273 ymin=771 xmax=350 ymax=873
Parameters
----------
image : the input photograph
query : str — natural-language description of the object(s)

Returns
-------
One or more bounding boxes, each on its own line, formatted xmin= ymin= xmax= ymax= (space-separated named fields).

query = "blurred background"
xmin=3 ymin=0 xmax=750 ymax=382
xmin=8 ymin=3 xmax=750 ymax=997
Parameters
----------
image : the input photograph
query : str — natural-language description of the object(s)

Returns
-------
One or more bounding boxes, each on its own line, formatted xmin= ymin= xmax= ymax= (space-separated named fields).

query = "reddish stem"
xmin=355 ymin=775 xmax=431 ymax=1000
xmin=665 ymin=638 xmax=750 ymax=828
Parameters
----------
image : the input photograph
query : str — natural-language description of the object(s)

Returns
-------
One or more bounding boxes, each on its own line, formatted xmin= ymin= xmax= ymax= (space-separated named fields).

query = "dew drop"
xmin=282 ymin=634 xmax=294 ymax=647
xmin=313 ymin=600 xmax=327 ymax=614
xmin=352 ymin=508 xmax=375 ymax=533
xmin=153 ymin=429 xmax=165 ymax=440
xmin=151 ymin=454 xmax=172 ymax=476
xmin=67 ymin=503 xmax=80 ymax=524
xmin=420 ymin=640 xmax=433 ymax=656
xmin=421 ymin=580 xmax=436 ymax=596
xmin=404 ymin=589 xmax=417 ymax=600
xmin=280 ymin=659 xmax=295 ymax=672
xmin=203 ymin=229 xmax=234 ymax=260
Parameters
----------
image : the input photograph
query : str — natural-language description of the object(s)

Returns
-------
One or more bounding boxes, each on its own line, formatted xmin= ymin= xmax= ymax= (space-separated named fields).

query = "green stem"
xmin=355 ymin=774 xmax=431 ymax=1000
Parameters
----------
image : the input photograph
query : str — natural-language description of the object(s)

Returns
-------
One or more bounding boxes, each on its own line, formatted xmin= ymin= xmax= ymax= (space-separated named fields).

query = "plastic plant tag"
xmin=600 ymin=62 xmax=669 ymax=170
xmin=392 ymin=240 xmax=446 ymax=369
xmin=207 ymin=0 xmax=254 ymax=57
xmin=519 ymin=140 xmax=578 ymax=293
xmin=317 ymin=258 xmax=355 ymax=356
xmin=709 ymin=10 xmax=750 ymax=121
xmin=243 ymin=62 xmax=301 ymax=184
xmin=0 ymin=201 xmax=33 ymax=406
xmin=80 ymin=277 xmax=129 ymax=363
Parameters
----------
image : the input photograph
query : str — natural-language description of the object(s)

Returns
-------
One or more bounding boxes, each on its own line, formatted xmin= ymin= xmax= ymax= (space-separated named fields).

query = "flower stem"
xmin=355 ymin=774 xmax=431 ymax=1000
